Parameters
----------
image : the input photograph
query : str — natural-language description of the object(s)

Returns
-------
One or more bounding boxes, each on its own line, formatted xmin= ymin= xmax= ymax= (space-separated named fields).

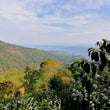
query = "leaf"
xmin=100 ymin=52 xmax=107 ymax=65
xmin=91 ymin=52 xmax=99 ymax=62
xmin=88 ymin=50 xmax=91 ymax=56
xmin=84 ymin=63 xmax=90 ymax=74
xmin=105 ymin=44 xmax=110 ymax=53
xmin=99 ymin=64 xmax=105 ymax=72
xmin=91 ymin=63 xmax=96 ymax=77
xmin=88 ymin=48 xmax=92 ymax=52
xmin=91 ymin=52 xmax=94 ymax=60
xmin=82 ymin=76 xmax=87 ymax=86
xmin=96 ymin=41 xmax=103 ymax=47
xmin=78 ymin=61 xmax=84 ymax=68
xmin=103 ymin=40 xmax=106 ymax=48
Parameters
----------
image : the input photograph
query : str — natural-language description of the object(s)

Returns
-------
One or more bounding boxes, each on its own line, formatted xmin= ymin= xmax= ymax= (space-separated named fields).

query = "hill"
xmin=0 ymin=40 xmax=81 ymax=71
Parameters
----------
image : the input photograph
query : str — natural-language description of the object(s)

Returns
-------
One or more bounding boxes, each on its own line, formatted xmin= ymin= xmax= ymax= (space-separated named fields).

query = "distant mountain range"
xmin=21 ymin=44 xmax=93 ymax=58
xmin=0 ymin=41 xmax=82 ymax=71
xmin=34 ymin=45 xmax=90 ymax=57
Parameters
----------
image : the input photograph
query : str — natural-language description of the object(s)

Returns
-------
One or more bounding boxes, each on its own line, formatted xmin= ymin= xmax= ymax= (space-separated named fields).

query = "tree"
xmin=0 ymin=81 xmax=15 ymax=100
xmin=68 ymin=59 xmax=84 ymax=79
xmin=40 ymin=59 xmax=60 ymax=74
xmin=74 ymin=39 xmax=110 ymax=110
xmin=56 ymin=68 xmax=73 ymax=84
xmin=49 ymin=75 xmax=64 ymax=91
xmin=24 ymin=67 xmax=40 ymax=94
xmin=36 ymin=59 xmax=61 ymax=90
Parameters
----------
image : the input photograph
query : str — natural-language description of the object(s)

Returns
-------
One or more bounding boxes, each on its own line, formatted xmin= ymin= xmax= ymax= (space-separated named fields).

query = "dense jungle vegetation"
xmin=0 ymin=39 xmax=110 ymax=110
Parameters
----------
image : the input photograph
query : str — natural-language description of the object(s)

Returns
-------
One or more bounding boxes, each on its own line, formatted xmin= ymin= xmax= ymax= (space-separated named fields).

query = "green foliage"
xmin=35 ymin=59 xmax=61 ymax=90
xmin=49 ymin=75 xmax=64 ymax=91
xmin=68 ymin=59 xmax=83 ymax=79
xmin=75 ymin=39 xmax=110 ymax=110
xmin=56 ymin=68 xmax=73 ymax=84
xmin=40 ymin=59 xmax=60 ymax=74
xmin=24 ymin=68 xmax=40 ymax=94
xmin=0 ymin=69 xmax=25 ymax=87
xmin=1 ymin=91 xmax=61 ymax=110
xmin=0 ymin=81 xmax=15 ymax=100
xmin=0 ymin=39 xmax=110 ymax=110
xmin=48 ymin=76 xmax=74 ymax=110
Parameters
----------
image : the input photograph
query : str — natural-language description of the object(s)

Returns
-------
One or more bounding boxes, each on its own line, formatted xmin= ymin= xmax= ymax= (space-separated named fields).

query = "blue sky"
xmin=0 ymin=0 xmax=110 ymax=46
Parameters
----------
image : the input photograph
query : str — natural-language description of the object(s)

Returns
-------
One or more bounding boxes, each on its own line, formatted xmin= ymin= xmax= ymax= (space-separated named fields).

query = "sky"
xmin=0 ymin=0 xmax=110 ymax=46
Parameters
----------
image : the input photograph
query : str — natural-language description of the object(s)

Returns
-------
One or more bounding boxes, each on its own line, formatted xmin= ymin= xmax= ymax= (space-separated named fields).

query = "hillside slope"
xmin=0 ymin=41 xmax=81 ymax=71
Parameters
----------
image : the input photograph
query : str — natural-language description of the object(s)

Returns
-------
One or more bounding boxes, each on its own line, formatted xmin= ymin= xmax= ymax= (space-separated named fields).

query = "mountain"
xmin=21 ymin=44 xmax=93 ymax=58
xmin=32 ymin=45 xmax=91 ymax=58
xmin=0 ymin=41 xmax=82 ymax=71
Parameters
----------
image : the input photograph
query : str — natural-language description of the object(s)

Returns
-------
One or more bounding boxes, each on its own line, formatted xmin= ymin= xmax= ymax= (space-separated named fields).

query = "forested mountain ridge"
xmin=0 ymin=40 xmax=81 ymax=71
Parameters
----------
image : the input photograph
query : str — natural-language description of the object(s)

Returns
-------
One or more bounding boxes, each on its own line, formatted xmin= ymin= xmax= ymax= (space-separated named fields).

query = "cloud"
xmin=0 ymin=0 xmax=110 ymax=46
xmin=76 ymin=0 xmax=110 ymax=9
xmin=0 ymin=0 xmax=36 ymax=22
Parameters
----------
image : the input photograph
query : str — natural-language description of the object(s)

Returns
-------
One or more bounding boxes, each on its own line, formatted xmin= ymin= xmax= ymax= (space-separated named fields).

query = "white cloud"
xmin=0 ymin=0 xmax=110 ymax=46
xmin=0 ymin=1 xmax=37 ymax=22
xmin=76 ymin=0 xmax=110 ymax=9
